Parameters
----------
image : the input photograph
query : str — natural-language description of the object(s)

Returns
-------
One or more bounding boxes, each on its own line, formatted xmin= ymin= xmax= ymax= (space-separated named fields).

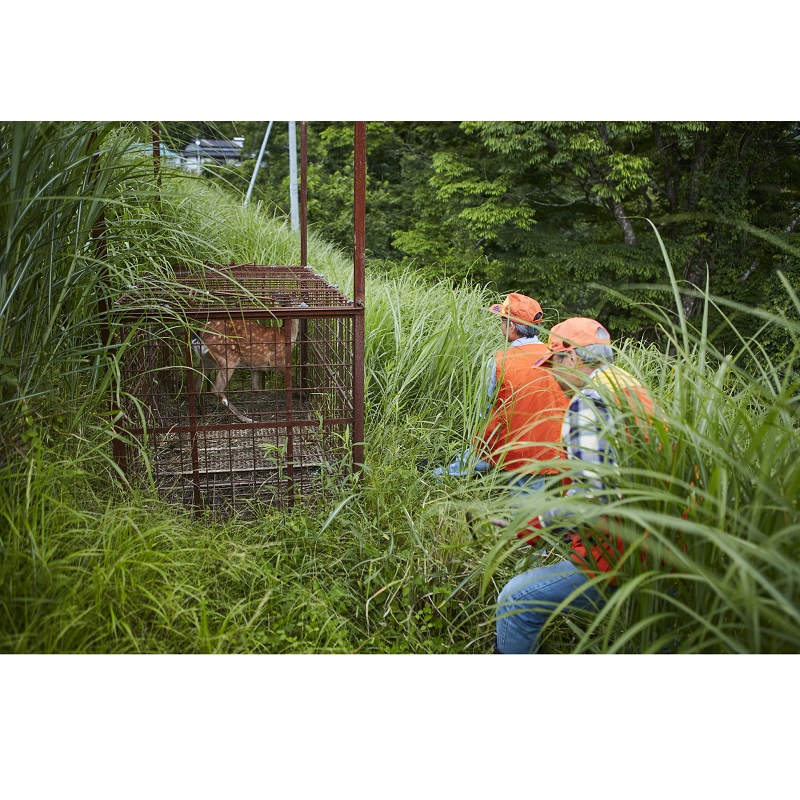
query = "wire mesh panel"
xmin=111 ymin=264 xmax=361 ymax=515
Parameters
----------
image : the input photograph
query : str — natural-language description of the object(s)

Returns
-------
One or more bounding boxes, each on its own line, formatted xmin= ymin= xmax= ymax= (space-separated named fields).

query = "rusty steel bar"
xmin=185 ymin=338 xmax=203 ymax=512
xmin=300 ymin=122 xmax=308 ymax=267
xmin=115 ymin=306 xmax=357 ymax=324
xmin=123 ymin=417 xmax=352 ymax=437
xmin=284 ymin=332 xmax=295 ymax=506
xmin=299 ymin=122 xmax=309 ymax=395
xmin=352 ymin=122 xmax=366 ymax=472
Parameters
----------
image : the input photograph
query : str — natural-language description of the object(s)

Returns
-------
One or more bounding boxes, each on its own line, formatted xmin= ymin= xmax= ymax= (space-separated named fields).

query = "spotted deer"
xmin=191 ymin=304 xmax=307 ymax=423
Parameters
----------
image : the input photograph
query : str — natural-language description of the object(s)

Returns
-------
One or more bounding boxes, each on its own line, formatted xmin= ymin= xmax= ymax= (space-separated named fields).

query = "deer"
xmin=191 ymin=303 xmax=307 ymax=424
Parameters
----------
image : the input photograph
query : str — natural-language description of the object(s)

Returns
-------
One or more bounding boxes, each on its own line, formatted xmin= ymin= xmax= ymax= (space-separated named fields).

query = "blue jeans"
xmin=496 ymin=560 xmax=606 ymax=654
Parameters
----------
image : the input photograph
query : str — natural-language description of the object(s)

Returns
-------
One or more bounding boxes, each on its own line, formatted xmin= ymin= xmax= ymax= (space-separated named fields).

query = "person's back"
xmin=495 ymin=317 xmax=659 ymax=654
xmin=585 ymin=363 xmax=655 ymax=426
xmin=478 ymin=342 xmax=568 ymax=473
xmin=556 ymin=361 xmax=656 ymax=576
xmin=431 ymin=292 xmax=567 ymax=488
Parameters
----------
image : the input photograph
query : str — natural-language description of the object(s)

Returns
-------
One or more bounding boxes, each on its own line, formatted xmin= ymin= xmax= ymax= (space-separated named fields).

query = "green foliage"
xmin=0 ymin=123 xmax=499 ymax=653
xmin=0 ymin=122 xmax=146 ymax=469
xmin=474 ymin=229 xmax=800 ymax=653
xmin=2 ymin=122 xmax=800 ymax=654
xmin=222 ymin=121 xmax=799 ymax=343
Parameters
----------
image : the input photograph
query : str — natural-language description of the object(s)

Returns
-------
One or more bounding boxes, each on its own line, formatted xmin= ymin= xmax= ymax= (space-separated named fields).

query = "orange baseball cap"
xmin=488 ymin=293 xmax=543 ymax=325
xmin=536 ymin=317 xmax=612 ymax=364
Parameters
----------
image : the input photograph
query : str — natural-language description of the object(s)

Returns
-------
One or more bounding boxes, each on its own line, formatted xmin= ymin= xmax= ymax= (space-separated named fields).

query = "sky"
xmin=4 ymin=2 xmax=793 ymax=121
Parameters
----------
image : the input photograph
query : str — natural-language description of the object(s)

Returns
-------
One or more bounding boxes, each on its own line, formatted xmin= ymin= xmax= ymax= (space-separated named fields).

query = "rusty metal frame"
xmin=107 ymin=120 xmax=367 ymax=514
xmin=353 ymin=121 xmax=366 ymax=472
xmin=114 ymin=264 xmax=360 ymax=514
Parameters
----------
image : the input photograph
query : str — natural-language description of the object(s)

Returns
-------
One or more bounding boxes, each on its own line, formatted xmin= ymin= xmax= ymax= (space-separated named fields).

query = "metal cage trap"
xmin=105 ymin=122 xmax=367 ymax=516
xmin=111 ymin=263 xmax=364 ymax=515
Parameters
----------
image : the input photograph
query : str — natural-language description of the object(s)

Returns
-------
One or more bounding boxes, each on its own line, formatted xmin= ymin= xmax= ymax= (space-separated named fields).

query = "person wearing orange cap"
xmin=495 ymin=317 xmax=656 ymax=654
xmin=433 ymin=293 xmax=568 ymax=493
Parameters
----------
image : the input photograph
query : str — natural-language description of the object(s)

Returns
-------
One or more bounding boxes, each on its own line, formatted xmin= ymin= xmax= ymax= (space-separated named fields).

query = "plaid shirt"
xmin=540 ymin=367 xmax=620 ymax=528
xmin=562 ymin=386 xmax=616 ymax=485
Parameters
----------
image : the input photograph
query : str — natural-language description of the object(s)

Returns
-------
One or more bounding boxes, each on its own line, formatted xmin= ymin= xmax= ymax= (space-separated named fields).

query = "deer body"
xmin=192 ymin=316 xmax=301 ymax=423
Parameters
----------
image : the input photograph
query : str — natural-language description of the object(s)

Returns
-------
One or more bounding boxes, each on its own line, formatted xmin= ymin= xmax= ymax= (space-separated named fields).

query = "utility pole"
xmin=244 ymin=121 xmax=273 ymax=207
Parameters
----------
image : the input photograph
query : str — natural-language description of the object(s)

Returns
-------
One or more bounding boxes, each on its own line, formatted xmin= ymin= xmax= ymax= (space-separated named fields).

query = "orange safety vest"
xmin=477 ymin=343 xmax=569 ymax=473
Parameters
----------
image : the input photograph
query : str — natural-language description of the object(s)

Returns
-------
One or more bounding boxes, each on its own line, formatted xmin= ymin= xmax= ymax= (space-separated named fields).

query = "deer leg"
xmin=212 ymin=364 xmax=253 ymax=424
xmin=194 ymin=351 xmax=216 ymax=394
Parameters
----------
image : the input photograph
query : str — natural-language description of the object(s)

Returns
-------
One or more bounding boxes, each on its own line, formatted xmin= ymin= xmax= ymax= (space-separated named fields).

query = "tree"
xmin=192 ymin=121 xmax=800 ymax=343
xmin=392 ymin=121 xmax=800 ymax=340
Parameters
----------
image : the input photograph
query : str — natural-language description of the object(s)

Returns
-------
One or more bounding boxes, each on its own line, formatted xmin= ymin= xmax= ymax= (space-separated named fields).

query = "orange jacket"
xmin=477 ymin=343 xmax=569 ymax=473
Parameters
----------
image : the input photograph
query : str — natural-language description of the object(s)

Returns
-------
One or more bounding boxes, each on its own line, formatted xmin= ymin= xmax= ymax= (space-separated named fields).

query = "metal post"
xmin=289 ymin=121 xmax=299 ymax=232
xmin=152 ymin=122 xmax=161 ymax=210
xmin=244 ymin=121 xmax=273 ymax=207
xmin=352 ymin=122 xmax=366 ymax=473
xmin=185 ymin=339 xmax=203 ymax=514
xmin=300 ymin=122 xmax=308 ymax=266
xmin=299 ymin=122 xmax=308 ymax=393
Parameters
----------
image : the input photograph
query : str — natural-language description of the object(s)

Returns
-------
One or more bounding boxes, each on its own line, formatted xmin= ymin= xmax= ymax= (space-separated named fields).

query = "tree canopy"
xmin=163 ymin=120 xmax=800 ymax=347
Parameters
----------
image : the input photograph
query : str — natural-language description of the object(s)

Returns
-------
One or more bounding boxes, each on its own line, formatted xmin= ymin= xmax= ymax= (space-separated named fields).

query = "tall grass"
xmin=0 ymin=123 xmax=139 ymax=460
xmin=470 ymin=237 xmax=800 ymax=653
xmin=0 ymin=123 xmax=500 ymax=653
xmin=2 ymin=123 xmax=799 ymax=653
